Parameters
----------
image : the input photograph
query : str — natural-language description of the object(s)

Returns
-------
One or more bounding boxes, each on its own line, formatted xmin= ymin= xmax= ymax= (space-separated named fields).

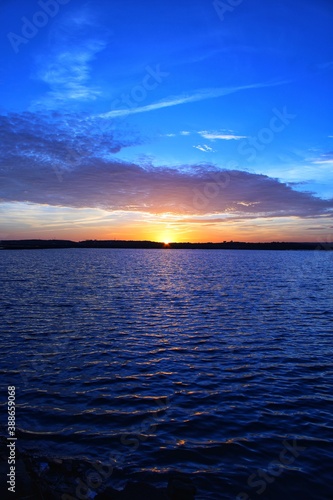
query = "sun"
xmin=159 ymin=233 xmax=172 ymax=245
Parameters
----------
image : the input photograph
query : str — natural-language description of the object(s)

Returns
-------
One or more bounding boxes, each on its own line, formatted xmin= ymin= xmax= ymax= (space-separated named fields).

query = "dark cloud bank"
xmin=1 ymin=112 xmax=333 ymax=219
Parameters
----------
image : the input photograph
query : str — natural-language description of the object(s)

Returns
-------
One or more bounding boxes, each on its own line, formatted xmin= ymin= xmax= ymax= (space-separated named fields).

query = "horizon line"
xmin=1 ymin=238 xmax=331 ymax=245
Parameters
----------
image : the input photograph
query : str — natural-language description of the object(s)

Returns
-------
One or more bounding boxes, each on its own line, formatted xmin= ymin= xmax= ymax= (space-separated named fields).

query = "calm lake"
xmin=1 ymin=249 xmax=332 ymax=499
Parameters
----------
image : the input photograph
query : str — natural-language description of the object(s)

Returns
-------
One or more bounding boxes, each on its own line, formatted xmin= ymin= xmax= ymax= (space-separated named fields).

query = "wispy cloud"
xmin=33 ymin=9 xmax=107 ymax=108
xmin=313 ymin=159 xmax=333 ymax=165
xmin=100 ymin=80 xmax=289 ymax=118
xmin=199 ymin=130 xmax=247 ymax=140
xmin=162 ymin=130 xmax=247 ymax=141
xmin=36 ymin=41 xmax=106 ymax=106
xmin=311 ymin=152 xmax=333 ymax=166
xmin=193 ymin=144 xmax=215 ymax=153
xmin=304 ymin=226 xmax=331 ymax=231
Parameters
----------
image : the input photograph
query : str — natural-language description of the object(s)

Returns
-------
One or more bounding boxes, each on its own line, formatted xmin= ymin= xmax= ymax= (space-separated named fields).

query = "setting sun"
xmin=160 ymin=232 xmax=173 ymax=244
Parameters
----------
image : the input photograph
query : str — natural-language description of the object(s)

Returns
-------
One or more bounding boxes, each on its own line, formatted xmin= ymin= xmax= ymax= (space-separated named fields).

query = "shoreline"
xmin=1 ymin=239 xmax=331 ymax=251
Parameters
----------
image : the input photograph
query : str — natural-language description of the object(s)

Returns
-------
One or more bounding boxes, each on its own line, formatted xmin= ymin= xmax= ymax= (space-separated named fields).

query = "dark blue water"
xmin=0 ymin=249 xmax=332 ymax=499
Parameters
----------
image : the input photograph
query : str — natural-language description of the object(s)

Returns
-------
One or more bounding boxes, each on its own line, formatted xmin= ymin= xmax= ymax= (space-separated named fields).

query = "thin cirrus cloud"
xmin=193 ymin=145 xmax=216 ymax=153
xmin=34 ymin=40 xmax=107 ymax=108
xmin=311 ymin=152 xmax=333 ymax=165
xmin=100 ymin=80 xmax=289 ymax=119
xmin=162 ymin=130 xmax=246 ymax=141
xmin=0 ymin=112 xmax=332 ymax=220
xmin=199 ymin=131 xmax=248 ymax=140
xmin=32 ymin=8 xmax=108 ymax=109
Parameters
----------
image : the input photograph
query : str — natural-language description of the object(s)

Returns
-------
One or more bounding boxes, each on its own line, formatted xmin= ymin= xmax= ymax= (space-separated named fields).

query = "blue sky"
xmin=1 ymin=0 xmax=333 ymax=242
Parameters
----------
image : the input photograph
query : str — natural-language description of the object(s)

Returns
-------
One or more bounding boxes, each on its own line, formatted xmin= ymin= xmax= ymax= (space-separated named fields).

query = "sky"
xmin=0 ymin=0 xmax=333 ymax=243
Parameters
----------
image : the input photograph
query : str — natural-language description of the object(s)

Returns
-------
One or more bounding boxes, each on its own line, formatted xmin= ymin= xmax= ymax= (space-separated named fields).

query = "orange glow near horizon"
xmin=3 ymin=222 xmax=330 ymax=244
xmin=1 ymin=203 xmax=332 ymax=243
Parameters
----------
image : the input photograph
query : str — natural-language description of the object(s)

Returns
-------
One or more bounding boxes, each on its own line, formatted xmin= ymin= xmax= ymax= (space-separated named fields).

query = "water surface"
xmin=0 ymin=249 xmax=332 ymax=498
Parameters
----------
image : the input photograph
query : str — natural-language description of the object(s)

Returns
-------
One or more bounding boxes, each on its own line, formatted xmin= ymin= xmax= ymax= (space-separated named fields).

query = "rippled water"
xmin=1 ymin=248 xmax=333 ymax=499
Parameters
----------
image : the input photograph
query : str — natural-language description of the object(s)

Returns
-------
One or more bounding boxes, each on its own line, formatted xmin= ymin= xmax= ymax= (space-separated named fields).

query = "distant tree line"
xmin=0 ymin=239 xmax=329 ymax=251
